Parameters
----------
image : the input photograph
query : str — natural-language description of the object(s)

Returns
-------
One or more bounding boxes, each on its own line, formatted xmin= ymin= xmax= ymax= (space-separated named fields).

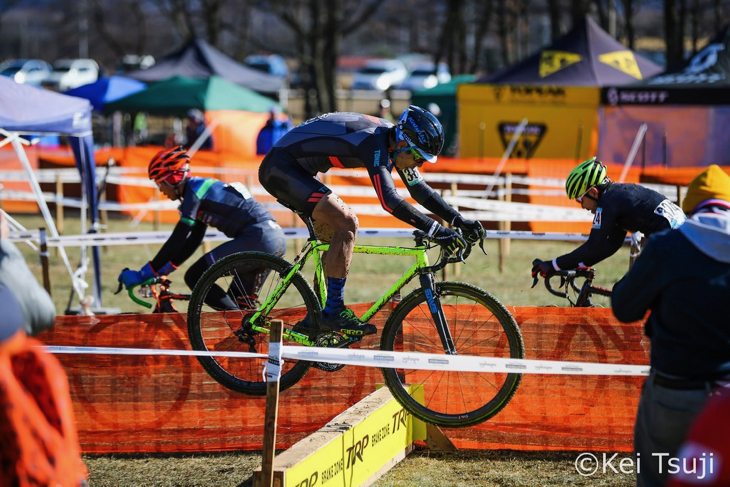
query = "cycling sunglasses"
xmin=408 ymin=146 xmax=424 ymax=161
xmin=576 ymin=185 xmax=595 ymax=203
xmin=393 ymin=145 xmax=425 ymax=163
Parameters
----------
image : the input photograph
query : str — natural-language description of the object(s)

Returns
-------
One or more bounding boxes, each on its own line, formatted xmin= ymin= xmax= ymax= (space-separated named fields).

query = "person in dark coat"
xmin=612 ymin=165 xmax=730 ymax=487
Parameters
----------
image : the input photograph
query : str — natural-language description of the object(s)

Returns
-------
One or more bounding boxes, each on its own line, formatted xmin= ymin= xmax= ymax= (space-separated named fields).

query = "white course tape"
xmin=266 ymin=342 xmax=283 ymax=382
xmin=42 ymin=345 xmax=650 ymax=376
xmin=11 ymin=228 xmax=634 ymax=247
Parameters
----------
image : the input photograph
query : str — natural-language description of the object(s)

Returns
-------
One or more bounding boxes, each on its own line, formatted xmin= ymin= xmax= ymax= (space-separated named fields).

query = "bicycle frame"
xmin=244 ymin=235 xmax=456 ymax=349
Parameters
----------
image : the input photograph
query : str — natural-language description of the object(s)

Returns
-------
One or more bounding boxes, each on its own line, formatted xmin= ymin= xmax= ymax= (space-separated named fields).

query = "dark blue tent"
xmin=66 ymin=75 xmax=147 ymax=112
xmin=480 ymin=16 xmax=663 ymax=86
xmin=123 ymin=38 xmax=283 ymax=96
xmin=0 ymin=76 xmax=102 ymax=308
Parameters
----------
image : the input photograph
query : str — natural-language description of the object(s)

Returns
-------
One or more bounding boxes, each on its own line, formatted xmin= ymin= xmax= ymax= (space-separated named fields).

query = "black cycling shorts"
xmin=259 ymin=147 xmax=331 ymax=216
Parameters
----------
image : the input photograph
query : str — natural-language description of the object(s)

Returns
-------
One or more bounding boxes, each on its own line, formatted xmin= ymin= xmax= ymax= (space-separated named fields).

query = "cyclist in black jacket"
xmin=259 ymin=106 xmax=484 ymax=336
xmin=118 ymin=146 xmax=286 ymax=309
xmin=531 ymin=157 xmax=685 ymax=278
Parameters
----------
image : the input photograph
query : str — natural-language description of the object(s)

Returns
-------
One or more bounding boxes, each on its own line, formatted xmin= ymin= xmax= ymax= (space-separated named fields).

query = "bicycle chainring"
xmin=312 ymin=332 xmax=350 ymax=372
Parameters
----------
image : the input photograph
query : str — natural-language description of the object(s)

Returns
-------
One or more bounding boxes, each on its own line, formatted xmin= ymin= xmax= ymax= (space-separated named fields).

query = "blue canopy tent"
xmin=66 ymin=75 xmax=147 ymax=112
xmin=0 ymin=76 xmax=102 ymax=309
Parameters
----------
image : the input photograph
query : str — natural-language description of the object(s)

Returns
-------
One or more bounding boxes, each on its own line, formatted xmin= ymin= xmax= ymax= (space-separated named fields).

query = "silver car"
xmin=351 ymin=59 xmax=408 ymax=91
xmin=0 ymin=59 xmax=52 ymax=85
xmin=398 ymin=62 xmax=451 ymax=91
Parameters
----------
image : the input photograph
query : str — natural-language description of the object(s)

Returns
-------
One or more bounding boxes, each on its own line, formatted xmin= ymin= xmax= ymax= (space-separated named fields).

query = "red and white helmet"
xmin=148 ymin=146 xmax=190 ymax=186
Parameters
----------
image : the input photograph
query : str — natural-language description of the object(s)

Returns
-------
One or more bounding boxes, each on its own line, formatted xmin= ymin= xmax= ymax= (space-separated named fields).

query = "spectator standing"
xmin=256 ymin=106 xmax=293 ymax=155
xmin=0 ymin=213 xmax=88 ymax=485
xmin=611 ymin=164 xmax=730 ymax=487
xmin=185 ymin=108 xmax=213 ymax=151
xmin=0 ymin=212 xmax=55 ymax=335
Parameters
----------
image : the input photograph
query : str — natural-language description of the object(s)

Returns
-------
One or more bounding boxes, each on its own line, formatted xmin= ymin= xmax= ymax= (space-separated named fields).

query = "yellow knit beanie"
xmin=682 ymin=165 xmax=730 ymax=214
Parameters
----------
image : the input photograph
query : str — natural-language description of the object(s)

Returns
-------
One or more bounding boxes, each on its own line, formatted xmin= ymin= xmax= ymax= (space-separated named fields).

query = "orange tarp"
xmin=38 ymin=305 xmax=648 ymax=454
xmin=0 ymin=146 xmax=39 ymax=213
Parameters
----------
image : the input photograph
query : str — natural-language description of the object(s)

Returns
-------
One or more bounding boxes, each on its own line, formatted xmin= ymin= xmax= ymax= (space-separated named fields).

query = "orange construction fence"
xmin=37 ymin=305 xmax=648 ymax=454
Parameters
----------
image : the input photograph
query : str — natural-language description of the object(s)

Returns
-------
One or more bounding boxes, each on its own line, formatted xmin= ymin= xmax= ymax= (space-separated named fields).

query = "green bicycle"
xmin=186 ymin=215 xmax=524 ymax=427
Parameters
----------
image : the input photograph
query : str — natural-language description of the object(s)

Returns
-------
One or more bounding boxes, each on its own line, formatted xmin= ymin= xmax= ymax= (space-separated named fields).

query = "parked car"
xmin=398 ymin=62 xmax=451 ymax=91
xmin=0 ymin=59 xmax=52 ymax=85
xmin=244 ymin=54 xmax=289 ymax=79
xmin=116 ymin=54 xmax=155 ymax=73
xmin=42 ymin=58 xmax=99 ymax=91
xmin=351 ymin=59 xmax=408 ymax=91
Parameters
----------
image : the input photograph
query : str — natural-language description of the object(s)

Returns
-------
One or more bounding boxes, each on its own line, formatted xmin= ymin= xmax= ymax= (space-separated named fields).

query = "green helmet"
xmin=565 ymin=157 xmax=608 ymax=199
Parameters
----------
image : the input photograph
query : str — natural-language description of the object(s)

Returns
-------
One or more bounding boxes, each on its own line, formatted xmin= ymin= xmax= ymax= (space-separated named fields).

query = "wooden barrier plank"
xmin=253 ymin=386 xmax=425 ymax=487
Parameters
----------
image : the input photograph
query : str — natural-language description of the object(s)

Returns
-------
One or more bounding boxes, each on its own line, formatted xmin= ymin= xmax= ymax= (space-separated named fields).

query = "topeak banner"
xmin=458 ymin=84 xmax=600 ymax=159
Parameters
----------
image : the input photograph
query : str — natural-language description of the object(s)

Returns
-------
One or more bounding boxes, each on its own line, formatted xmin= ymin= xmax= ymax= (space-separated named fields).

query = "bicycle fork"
xmin=419 ymin=273 xmax=457 ymax=355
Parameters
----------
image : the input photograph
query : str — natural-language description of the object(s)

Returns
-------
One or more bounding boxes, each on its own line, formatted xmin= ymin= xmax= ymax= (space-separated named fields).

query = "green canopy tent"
xmin=105 ymin=75 xmax=281 ymax=116
xmin=411 ymin=74 xmax=477 ymax=156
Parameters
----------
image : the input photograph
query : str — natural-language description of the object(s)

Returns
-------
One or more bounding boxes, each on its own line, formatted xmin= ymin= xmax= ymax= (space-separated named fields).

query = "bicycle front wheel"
xmin=380 ymin=282 xmax=524 ymax=428
xmin=187 ymin=252 xmax=320 ymax=395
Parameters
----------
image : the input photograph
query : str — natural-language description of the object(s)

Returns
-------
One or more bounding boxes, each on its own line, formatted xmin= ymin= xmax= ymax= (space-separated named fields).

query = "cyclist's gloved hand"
xmin=453 ymin=216 xmax=485 ymax=244
xmin=118 ymin=262 xmax=155 ymax=290
xmin=433 ymin=225 xmax=467 ymax=256
xmin=531 ymin=259 xmax=554 ymax=278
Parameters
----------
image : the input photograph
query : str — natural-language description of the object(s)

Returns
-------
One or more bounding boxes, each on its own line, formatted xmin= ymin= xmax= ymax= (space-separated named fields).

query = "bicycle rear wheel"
xmin=187 ymin=252 xmax=320 ymax=395
xmin=380 ymin=282 xmax=524 ymax=427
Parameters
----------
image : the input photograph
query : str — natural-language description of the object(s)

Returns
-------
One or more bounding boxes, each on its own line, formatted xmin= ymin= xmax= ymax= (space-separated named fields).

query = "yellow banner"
xmin=457 ymin=84 xmax=600 ymax=159
xmin=283 ymin=386 xmax=426 ymax=487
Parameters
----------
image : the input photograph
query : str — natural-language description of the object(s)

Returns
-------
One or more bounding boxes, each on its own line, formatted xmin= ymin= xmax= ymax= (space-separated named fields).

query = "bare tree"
xmin=714 ymin=0 xmax=724 ymax=34
xmin=621 ymin=0 xmax=637 ymax=49
xmin=151 ymin=0 xmax=204 ymax=44
xmin=91 ymin=0 xmax=148 ymax=58
xmin=435 ymin=0 xmax=468 ymax=75
xmin=267 ymin=0 xmax=386 ymax=117
xmin=664 ymin=0 xmax=685 ymax=68
xmin=547 ymin=0 xmax=562 ymax=42
xmin=469 ymin=0 xmax=494 ymax=73
xmin=571 ymin=0 xmax=590 ymax=30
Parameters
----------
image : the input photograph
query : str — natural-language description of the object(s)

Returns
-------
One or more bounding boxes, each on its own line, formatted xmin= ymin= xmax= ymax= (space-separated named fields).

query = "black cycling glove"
xmin=453 ymin=216 xmax=486 ymax=244
xmin=531 ymin=259 xmax=554 ymax=278
xmin=432 ymin=225 xmax=467 ymax=256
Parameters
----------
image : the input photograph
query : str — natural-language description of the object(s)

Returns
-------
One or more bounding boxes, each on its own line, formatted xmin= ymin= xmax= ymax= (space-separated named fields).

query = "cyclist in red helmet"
xmin=258 ymin=106 xmax=485 ymax=336
xmin=118 ymin=146 xmax=286 ymax=309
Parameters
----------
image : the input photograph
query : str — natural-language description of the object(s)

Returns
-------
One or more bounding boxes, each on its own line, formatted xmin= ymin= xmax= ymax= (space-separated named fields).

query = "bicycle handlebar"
xmin=531 ymin=267 xmax=596 ymax=299
xmin=413 ymin=228 xmax=476 ymax=273
xmin=114 ymin=276 xmax=161 ymax=309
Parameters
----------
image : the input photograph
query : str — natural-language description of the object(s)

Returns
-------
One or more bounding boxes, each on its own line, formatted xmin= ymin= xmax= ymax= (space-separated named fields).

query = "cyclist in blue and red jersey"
xmin=258 ymin=106 xmax=485 ymax=336
xmin=531 ymin=157 xmax=686 ymax=278
xmin=118 ymin=146 xmax=286 ymax=309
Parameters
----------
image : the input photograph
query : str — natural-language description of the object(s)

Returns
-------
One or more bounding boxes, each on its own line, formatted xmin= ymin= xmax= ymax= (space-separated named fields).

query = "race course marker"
xmin=253 ymin=386 xmax=425 ymax=487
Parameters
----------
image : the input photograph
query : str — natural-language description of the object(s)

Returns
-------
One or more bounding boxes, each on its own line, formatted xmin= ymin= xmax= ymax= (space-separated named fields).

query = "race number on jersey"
xmin=654 ymin=199 xmax=686 ymax=229
xmin=592 ymin=207 xmax=603 ymax=229
xmin=400 ymin=167 xmax=424 ymax=186
xmin=228 ymin=182 xmax=252 ymax=200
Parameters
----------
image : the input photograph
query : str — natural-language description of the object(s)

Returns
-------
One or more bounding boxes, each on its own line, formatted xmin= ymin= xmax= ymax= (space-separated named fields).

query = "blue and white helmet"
xmin=395 ymin=105 xmax=444 ymax=163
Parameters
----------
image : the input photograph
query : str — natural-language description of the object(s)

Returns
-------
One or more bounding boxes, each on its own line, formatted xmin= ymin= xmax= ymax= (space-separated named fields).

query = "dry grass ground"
xmin=83 ymin=449 xmax=637 ymax=486
xmin=10 ymin=212 xmax=637 ymax=487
